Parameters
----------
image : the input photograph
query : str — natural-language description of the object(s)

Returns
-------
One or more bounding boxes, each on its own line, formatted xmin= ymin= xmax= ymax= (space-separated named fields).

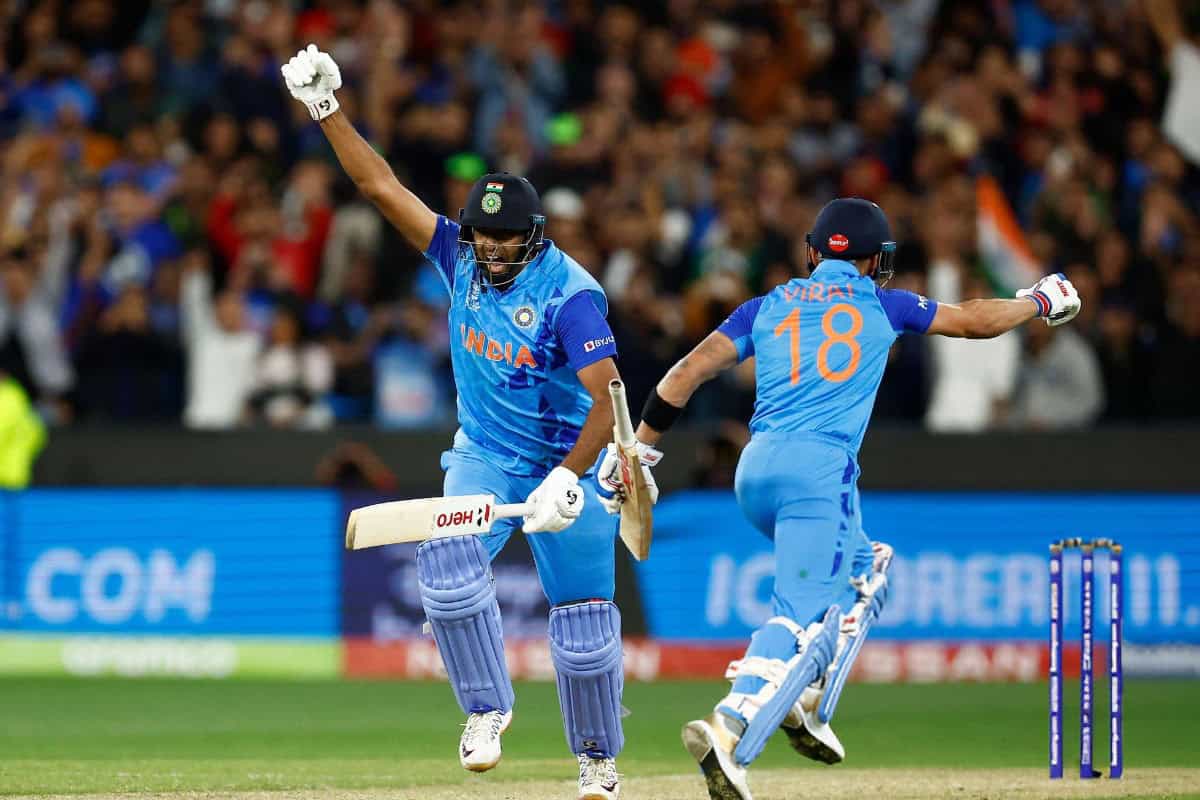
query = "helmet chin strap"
xmin=479 ymin=260 xmax=525 ymax=289
xmin=459 ymin=221 xmax=545 ymax=291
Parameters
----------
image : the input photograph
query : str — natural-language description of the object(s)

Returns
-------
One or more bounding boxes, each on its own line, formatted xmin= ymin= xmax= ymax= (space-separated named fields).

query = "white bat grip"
xmin=609 ymin=379 xmax=636 ymax=448
xmin=494 ymin=502 xmax=534 ymax=519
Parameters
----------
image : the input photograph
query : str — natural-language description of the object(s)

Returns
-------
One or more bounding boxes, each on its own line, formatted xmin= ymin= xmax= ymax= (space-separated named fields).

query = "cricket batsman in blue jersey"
xmin=600 ymin=198 xmax=1081 ymax=800
xmin=283 ymin=45 xmax=630 ymax=799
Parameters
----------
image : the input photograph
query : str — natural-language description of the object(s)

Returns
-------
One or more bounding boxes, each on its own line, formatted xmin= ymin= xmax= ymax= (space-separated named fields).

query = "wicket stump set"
xmin=1049 ymin=538 xmax=1123 ymax=780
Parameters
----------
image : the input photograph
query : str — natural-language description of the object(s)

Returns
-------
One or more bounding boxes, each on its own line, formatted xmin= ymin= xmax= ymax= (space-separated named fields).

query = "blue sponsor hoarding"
xmin=638 ymin=491 xmax=1200 ymax=643
xmin=1 ymin=489 xmax=340 ymax=636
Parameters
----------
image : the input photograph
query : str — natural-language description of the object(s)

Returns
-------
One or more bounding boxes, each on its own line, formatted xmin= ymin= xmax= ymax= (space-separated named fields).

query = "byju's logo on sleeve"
xmin=583 ymin=335 xmax=615 ymax=353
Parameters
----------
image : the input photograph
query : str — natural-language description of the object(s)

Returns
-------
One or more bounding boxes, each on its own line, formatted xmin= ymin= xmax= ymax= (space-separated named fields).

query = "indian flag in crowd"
xmin=976 ymin=175 xmax=1040 ymax=293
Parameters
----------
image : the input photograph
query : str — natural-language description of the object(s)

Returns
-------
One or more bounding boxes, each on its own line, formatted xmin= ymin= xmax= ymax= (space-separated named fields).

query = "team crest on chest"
xmin=513 ymin=305 xmax=536 ymax=328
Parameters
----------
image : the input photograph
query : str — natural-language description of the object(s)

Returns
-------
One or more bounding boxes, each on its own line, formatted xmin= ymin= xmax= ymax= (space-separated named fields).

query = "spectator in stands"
xmin=250 ymin=304 xmax=333 ymax=429
xmin=100 ymin=122 xmax=176 ymax=201
xmin=0 ymin=0 xmax=1194 ymax=434
xmin=1094 ymin=302 xmax=1151 ymax=421
xmin=97 ymin=178 xmax=180 ymax=295
xmin=179 ymin=251 xmax=258 ymax=429
xmin=0 ymin=371 xmax=45 ymax=488
xmin=208 ymin=162 xmax=332 ymax=298
xmin=1149 ymin=266 xmax=1200 ymax=417
xmin=925 ymin=267 xmax=1019 ymax=432
xmin=1147 ymin=0 xmax=1200 ymax=166
xmin=0 ymin=247 xmax=73 ymax=421
xmin=469 ymin=4 xmax=564 ymax=157
xmin=98 ymin=45 xmax=167 ymax=137
xmin=1007 ymin=319 xmax=1105 ymax=430
xmin=321 ymin=258 xmax=387 ymax=422
xmin=75 ymin=285 xmax=182 ymax=420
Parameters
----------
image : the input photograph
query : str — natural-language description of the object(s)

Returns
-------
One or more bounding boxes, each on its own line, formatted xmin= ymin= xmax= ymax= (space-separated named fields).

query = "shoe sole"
xmin=579 ymin=792 xmax=617 ymax=800
xmin=460 ymin=713 xmax=513 ymax=773
xmin=682 ymin=721 xmax=747 ymax=800
xmin=782 ymin=724 xmax=842 ymax=765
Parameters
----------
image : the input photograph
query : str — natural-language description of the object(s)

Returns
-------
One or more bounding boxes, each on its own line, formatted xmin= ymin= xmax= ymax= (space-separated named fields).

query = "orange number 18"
xmin=772 ymin=303 xmax=863 ymax=384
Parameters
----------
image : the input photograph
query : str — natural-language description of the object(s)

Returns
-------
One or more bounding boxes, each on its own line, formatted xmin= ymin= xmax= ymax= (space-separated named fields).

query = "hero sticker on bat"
xmin=435 ymin=505 xmax=489 ymax=529
xmin=431 ymin=501 xmax=493 ymax=535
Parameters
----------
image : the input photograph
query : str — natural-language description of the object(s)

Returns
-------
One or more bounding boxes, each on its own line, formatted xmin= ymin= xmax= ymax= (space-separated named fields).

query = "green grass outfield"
xmin=2 ymin=678 xmax=1198 ymax=799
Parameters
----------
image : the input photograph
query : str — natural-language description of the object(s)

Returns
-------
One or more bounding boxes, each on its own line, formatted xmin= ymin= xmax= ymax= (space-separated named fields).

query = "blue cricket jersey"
xmin=425 ymin=216 xmax=617 ymax=476
xmin=718 ymin=259 xmax=936 ymax=454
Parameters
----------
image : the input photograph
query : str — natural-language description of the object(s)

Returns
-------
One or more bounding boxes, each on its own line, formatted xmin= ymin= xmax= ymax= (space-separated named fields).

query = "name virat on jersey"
xmin=781 ymin=282 xmax=857 ymax=303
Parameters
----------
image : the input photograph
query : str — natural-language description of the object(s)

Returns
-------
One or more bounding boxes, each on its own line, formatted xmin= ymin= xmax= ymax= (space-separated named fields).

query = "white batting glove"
xmin=523 ymin=466 xmax=584 ymax=533
xmin=871 ymin=541 xmax=894 ymax=574
xmin=595 ymin=441 xmax=662 ymax=515
xmin=280 ymin=43 xmax=342 ymax=121
xmin=1017 ymin=273 xmax=1081 ymax=327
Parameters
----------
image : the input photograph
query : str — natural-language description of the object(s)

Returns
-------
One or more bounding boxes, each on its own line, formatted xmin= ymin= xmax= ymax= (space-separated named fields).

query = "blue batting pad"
xmin=734 ymin=606 xmax=840 ymax=766
xmin=728 ymin=623 xmax=801 ymax=704
xmin=548 ymin=600 xmax=624 ymax=758
xmin=819 ymin=574 xmax=889 ymax=724
xmin=417 ymin=534 xmax=514 ymax=714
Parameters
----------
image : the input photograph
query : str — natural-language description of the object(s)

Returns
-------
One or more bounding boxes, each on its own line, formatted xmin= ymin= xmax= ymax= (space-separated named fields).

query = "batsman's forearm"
xmin=632 ymin=369 xmax=698 ymax=446
xmin=319 ymin=112 xmax=396 ymax=195
xmin=635 ymin=333 xmax=737 ymax=444
xmin=959 ymin=297 xmax=1038 ymax=338
xmin=318 ymin=112 xmax=436 ymax=251
xmin=561 ymin=402 xmax=614 ymax=477
xmin=1144 ymin=0 xmax=1183 ymax=49
xmin=656 ymin=353 xmax=712 ymax=406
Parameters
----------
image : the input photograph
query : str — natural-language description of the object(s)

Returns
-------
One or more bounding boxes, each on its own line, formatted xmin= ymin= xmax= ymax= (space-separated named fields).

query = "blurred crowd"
xmin=0 ymin=0 xmax=1197 ymax=435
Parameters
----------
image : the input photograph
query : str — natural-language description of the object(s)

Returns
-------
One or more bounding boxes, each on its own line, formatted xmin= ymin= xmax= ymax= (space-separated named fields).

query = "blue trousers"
xmin=721 ymin=433 xmax=875 ymax=723
xmin=441 ymin=445 xmax=617 ymax=604
xmin=735 ymin=433 xmax=875 ymax=624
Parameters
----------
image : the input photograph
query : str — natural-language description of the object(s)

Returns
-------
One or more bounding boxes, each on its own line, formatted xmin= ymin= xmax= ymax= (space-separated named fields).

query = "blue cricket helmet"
xmin=806 ymin=198 xmax=897 ymax=283
xmin=457 ymin=172 xmax=547 ymax=288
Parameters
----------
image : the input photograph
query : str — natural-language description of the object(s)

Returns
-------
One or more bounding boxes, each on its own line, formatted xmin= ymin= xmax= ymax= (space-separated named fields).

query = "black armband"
xmin=641 ymin=388 xmax=684 ymax=433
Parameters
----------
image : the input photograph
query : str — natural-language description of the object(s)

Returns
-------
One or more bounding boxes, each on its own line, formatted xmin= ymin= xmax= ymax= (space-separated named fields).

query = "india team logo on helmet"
xmin=481 ymin=191 xmax=502 ymax=214
xmin=513 ymin=306 xmax=536 ymax=328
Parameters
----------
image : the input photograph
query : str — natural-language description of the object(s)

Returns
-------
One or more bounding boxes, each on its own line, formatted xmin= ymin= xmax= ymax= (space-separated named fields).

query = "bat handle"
xmin=609 ymin=379 xmax=636 ymax=448
xmin=494 ymin=502 xmax=534 ymax=519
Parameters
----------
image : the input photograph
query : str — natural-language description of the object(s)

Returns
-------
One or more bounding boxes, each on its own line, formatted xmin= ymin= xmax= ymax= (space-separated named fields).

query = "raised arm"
xmin=926 ymin=273 xmax=1081 ymax=339
xmin=1144 ymin=0 xmax=1184 ymax=54
xmin=282 ymin=45 xmax=436 ymax=252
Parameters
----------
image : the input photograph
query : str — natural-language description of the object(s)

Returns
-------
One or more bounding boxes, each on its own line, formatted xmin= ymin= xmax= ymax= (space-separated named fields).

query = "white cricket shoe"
xmin=682 ymin=713 xmax=752 ymax=800
xmin=577 ymin=754 xmax=620 ymax=800
xmin=459 ymin=709 xmax=512 ymax=772
xmin=781 ymin=689 xmax=845 ymax=765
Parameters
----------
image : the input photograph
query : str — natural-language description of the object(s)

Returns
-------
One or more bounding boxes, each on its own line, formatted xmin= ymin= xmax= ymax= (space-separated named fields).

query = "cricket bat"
xmin=609 ymin=379 xmax=654 ymax=561
xmin=345 ymin=495 xmax=532 ymax=550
